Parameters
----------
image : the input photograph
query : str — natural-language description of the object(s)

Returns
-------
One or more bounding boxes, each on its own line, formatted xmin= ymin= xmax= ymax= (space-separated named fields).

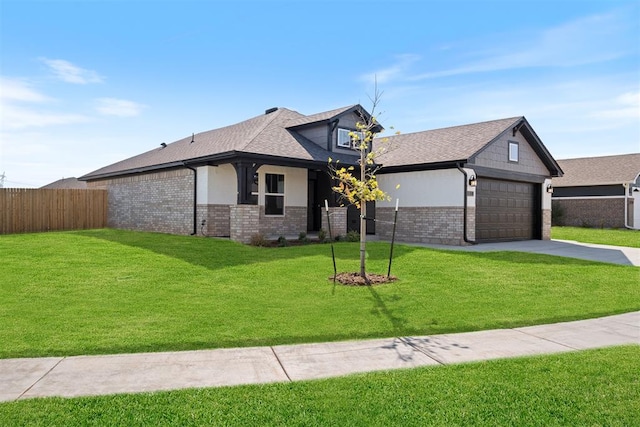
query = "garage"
xmin=476 ymin=178 xmax=541 ymax=242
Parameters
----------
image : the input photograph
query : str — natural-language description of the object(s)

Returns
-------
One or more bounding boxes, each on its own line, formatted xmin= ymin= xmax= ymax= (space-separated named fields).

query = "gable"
xmin=376 ymin=116 xmax=561 ymax=177
xmin=286 ymin=105 xmax=371 ymax=154
xmin=470 ymin=129 xmax=550 ymax=176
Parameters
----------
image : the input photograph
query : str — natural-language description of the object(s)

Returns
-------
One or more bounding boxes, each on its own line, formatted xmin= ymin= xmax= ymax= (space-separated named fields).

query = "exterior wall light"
xmin=468 ymin=175 xmax=477 ymax=187
xmin=546 ymin=183 xmax=554 ymax=194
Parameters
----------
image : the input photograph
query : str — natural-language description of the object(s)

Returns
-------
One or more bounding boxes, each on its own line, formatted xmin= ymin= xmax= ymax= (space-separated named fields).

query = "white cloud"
xmin=95 ymin=98 xmax=146 ymax=117
xmin=0 ymin=77 xmax=50 ymax=102
xmin=385 ymin=74 xmax=639 ymax=159
xmin=404 ymin=10 xmax=636 ymax=81
xmin=0 ymin=76 xmax=92 ymax=130
xmin=360 ymin=54 xmax=421 ymax=84
xmin=40 ymin=58 xmax=104 ymax=84
xmin=0 ymin=104 xmax=91 ymax=130
xmin=590 ymin=91 xmax=640 ymax=120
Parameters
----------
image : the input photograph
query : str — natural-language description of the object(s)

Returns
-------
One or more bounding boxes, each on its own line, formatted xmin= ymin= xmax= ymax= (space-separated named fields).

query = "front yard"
xmin=552 ymin=226 xmax=640 ymax=247
xmin=1 ymin=229 xmax=638 ymax=359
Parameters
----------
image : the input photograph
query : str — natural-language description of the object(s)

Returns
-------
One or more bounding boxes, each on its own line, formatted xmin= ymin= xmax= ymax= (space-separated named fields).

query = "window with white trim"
xmin=337 ymin=128 xmax=364 ymax=149
xmin=264 ymin=173 xmax=284 ymax=215
xmin=508 ymin=141 xmax=519 ymax=162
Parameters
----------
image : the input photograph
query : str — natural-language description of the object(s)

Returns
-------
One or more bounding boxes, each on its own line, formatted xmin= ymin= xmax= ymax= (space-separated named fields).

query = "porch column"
xmin=232 ymin=161 xmax=261 ymax=205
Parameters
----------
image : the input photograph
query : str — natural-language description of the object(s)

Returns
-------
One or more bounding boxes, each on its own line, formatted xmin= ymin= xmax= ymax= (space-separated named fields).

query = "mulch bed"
xmin=330 ymin=272 xmax=397 ymax=286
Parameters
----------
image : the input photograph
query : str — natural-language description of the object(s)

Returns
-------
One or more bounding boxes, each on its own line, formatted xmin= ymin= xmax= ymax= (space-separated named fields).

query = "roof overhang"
xmin=80 ymin=150 xmax=361 ymax=181
xmin=377 ymin=160 xmax=464 ymax=174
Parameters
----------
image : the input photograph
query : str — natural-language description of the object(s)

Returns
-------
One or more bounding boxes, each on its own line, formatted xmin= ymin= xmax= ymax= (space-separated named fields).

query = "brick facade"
xmin=553 ymin=198 xmax=626 ymax=228
xmin=197 ymin=204 xmax=231 ymax=237
xmin=88 ymin=169 xmax=194 ymax=235
xmin=230 ymin=205 xmax=260 ymax=243
xmin=321 ymin=207 xmax=348 ymax=238
xmin=228 ymin=205 xmax=308 ymax=242
xmin=259 ymin=206 xmax=307 ymax=238
xmin=542 ymin=209 xmax=551 ymax=239
xmin=466 ymin=206 xmax=476 ymax=242
xmin=376 ymin=206 xmax=466 ymax=245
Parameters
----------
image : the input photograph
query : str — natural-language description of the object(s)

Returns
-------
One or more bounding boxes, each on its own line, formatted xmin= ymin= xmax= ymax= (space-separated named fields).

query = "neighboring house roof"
xmin=375 ymin=116 xmax=562 ymax=176
xmin=81 ymin=106 xmax=361 ymax=181
xmin=553 ymin=153 xmax=640 ymax=187
xmin=40 ymin=177 xmax=87 ymax=189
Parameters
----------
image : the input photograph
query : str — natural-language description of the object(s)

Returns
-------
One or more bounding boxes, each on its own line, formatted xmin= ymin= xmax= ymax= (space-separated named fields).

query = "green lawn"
xmin=1 ymin=229 xmax=639 ymax=358
xmin=1 ymin=345 xmax=638 ymax=426
xmin=552 ymin=226 xmax=640 ymax=248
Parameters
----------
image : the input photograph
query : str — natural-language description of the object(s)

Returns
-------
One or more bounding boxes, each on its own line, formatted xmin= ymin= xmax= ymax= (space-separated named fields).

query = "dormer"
xmin=286 ymin=104 xmax=382 ymax=155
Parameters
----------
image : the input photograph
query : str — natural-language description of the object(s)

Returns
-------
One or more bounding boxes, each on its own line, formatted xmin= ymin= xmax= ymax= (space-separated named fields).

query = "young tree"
xmin=328 ymin=88 xmax=396 ymax=282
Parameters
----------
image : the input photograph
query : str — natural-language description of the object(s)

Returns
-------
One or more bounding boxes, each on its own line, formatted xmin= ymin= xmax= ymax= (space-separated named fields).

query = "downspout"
xmin=456 ymin=163 xmax=476 ymax=244
xmin=183 ymin=164 xmax=198 ymax=235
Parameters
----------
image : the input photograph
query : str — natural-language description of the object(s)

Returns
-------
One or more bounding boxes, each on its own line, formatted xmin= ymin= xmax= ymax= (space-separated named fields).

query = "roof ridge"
xmin=378 ymin=116 xmax=523 ymax=140
xmin=235 ymin=108 xmax=290 ymax=151
xmin=285 ymin=104 xmax=359 ymax=128
xmin=242 ymin=108 xmax=303 ymax=150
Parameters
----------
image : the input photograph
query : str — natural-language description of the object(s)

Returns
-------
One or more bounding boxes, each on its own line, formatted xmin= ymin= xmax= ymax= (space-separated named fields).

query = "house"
xmin=40 ymin=177 xmax=87 ymax=189
xmin=80 ymin=105 xmax=562 ymax=245
xmin=552 ymin=153 xmax=640 ymax=229
xmin=375 ymin=117 xmax=562 ymax=243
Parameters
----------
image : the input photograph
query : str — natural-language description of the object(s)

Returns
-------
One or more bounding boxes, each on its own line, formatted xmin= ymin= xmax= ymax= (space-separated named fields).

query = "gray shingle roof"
xmin=40 ymin=177 xmax=87 ymax=189
xmin=553 ymin=153 xmax=640 ymax=187
xmin=81 ymin=107 xmax=359 ymax=180
xmin=375 ymin=117 xmax=523 ymax=167
xmin=285 ymin=105 xmax=358 ymax=128
xmin=81 ymin=108 xmax=556 ymax=182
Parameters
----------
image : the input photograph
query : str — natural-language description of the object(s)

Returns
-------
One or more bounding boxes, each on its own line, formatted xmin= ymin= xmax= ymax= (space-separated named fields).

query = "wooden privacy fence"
xmin=0 ymin=188 xmax=108 ymax=234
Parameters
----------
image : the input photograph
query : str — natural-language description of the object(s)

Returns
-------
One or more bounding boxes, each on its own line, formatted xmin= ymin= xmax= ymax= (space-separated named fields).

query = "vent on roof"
xmin=265 ymin=107 xmax=278 ymax=115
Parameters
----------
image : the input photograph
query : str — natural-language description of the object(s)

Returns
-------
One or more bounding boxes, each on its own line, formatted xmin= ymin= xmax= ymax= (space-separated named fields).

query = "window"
xmin=508 ymin=141 xmax=519 ymax=162
xmin=337 ymin=128 xmax=364 ymax=149
xmin=264 ymin=173 xmax=284 ymax=215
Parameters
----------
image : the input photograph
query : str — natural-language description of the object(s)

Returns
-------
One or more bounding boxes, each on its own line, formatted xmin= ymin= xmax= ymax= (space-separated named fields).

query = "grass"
xmin=1 ymin=345 xmax=638 ymax=426
xmin=1 ymin=229 xmax=639 ymax=359
xmin=552 ymin=226 xmax=640 ymax=248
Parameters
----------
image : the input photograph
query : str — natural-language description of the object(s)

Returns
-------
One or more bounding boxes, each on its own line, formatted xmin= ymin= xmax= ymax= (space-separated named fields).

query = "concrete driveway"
xmin=405 ymin=239 xmax=640 ymax=267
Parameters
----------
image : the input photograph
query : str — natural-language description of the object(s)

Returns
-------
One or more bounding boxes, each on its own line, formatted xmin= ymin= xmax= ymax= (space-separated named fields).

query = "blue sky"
xmin=1 ymin=0 xmax=638 ymax=187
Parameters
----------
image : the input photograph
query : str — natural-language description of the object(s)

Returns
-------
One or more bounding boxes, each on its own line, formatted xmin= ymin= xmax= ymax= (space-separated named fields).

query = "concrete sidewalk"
xmin=398 ymin=239 xmax=640 ymax=267
xmin=2 ymin=312 xmax=638 ymax=402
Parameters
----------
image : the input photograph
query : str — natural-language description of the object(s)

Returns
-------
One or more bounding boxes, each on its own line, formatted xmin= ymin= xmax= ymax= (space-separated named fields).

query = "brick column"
xmin=542 ymin=209 xmax=551 ymax=240
xmin=230 ymin=205 xmax=260 ymax=243
xmin=321 ymin=207 xmax=347 ymax=239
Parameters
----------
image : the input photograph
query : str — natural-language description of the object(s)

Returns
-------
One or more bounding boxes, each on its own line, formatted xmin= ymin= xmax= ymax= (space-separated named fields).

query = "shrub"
xmin=318 ymin=229 xmax=327 ymax=243
xmin=346 ymin=230 xmax=360 ymax=242
xmin=551 ymin=201 xmax=565 ymax=226
xmin=298 ymin=231 xmax=310 ymax=244
xmin=249 ymin=233 xmax=268 ymax=247
xmin=277 ymin=236 xmax=288 ymax=247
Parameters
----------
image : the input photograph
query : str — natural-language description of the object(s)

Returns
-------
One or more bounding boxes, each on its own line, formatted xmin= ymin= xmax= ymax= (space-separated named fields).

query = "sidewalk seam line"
xmin=270 ymin=347 xmax=291 ymax=382
xmin=17 ymin=357 xmax=66 ymax=400
xmin=511 ymin=329 xmax=579 ymax=350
